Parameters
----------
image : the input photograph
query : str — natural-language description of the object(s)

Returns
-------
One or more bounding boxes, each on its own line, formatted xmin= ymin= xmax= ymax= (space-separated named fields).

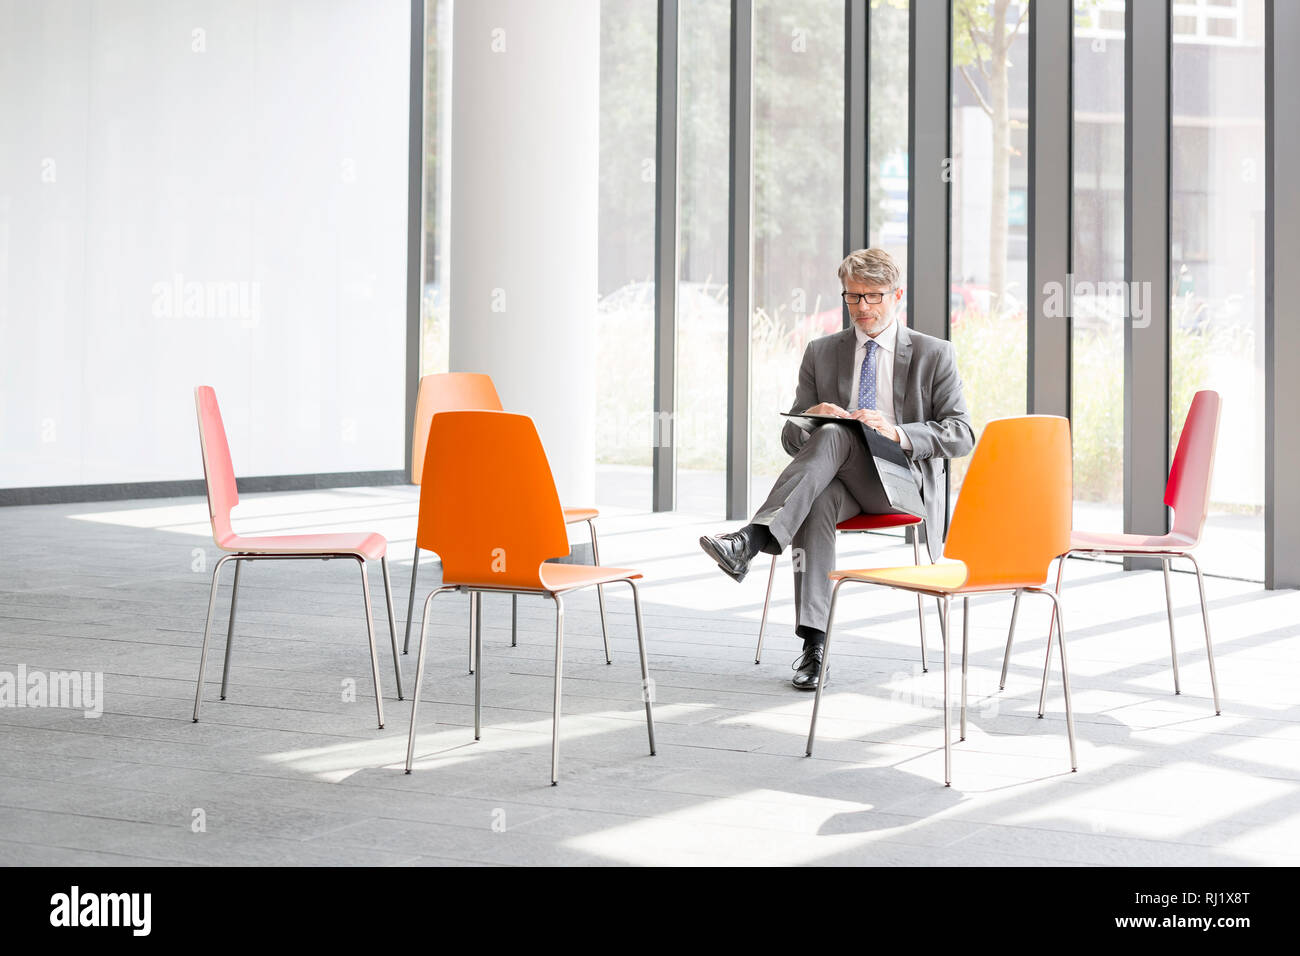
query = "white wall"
xmin=0 ymin=0 xmax=411 ymax=488
xmin=449 ymin=0 xmax=599 ymax=506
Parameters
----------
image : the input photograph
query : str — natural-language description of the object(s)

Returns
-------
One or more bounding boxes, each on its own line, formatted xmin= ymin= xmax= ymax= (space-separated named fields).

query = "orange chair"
xmin=403 ymin=373 xmax=610 ymax=671
xmin=191 ymin=386 xmax=403 ymax=729
xmin=754 ymin=512 xmax=933 ymax=669
xmin=805 ymin=416 xmax=1078 ymax=786
xmin=1000 ymin=390 xmax=1222 ymax=715
xmin=404 ymin=410 xmax=655 ymax=785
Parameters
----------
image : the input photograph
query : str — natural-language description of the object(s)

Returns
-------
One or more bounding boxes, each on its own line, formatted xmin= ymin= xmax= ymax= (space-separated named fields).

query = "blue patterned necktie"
xmin=856 ymin=338 xmax=879 ymax=411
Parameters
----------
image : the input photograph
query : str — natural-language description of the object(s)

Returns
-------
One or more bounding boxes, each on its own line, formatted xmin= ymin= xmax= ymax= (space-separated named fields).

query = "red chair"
xmin=191 ymin=386 xmax=403 ymax=728
xmin=405 ymin=410 xmax=654 ymax=785
xmin=754 ymin=513 xmax=935 ymax=670
xmin=1000 ymin=390 xmax=1222 ymax=715
xmin=403 ymin=373 xmax=610 ymax=671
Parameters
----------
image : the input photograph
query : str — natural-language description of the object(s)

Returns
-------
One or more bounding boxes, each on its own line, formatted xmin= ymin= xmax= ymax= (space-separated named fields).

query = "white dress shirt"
xmin=849 ymin=318 xmax=913 ymax=452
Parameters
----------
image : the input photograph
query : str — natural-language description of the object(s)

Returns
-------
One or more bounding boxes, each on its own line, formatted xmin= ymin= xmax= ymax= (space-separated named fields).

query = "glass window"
xmin=749 ymin=0 xmax=845 ymax=499
xmin=674 ymin=0 xmax=732 ymax=515
xmin=1071 ymin=0 xmax=1126 ymax=532
xmin=869 ymin=0 xmax=910 ymax=300
xmin=594 ymin=0 xmax=659 ymax=510
xmin=421 ymin=0 xmax=453 ymax=376
xmin=1170 ymin=0 xmax=1265 ymax=580
xmin=949 ymin=0 xmax=1031 ymax=492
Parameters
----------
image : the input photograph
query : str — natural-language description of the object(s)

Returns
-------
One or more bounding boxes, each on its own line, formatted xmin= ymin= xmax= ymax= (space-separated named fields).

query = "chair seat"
xmin=830 ymin=560 xmax=1046 ymax=595
xmin=443 ymin=563 xmax=641 ymax=593
xmin=1069 ymin=530 xmax=1197 ymax=554
xmin=836 ymin=512 xmax=922 ymax=532
xmin=218 ymin=531 xmax=388 ymax=561
xmin=562 ymin=506 xmax=600 ymax=524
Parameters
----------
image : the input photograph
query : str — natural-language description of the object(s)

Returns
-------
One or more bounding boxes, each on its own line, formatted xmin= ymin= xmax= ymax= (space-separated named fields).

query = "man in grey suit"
xmin=699 ymin=248 xmax=974 ymax=689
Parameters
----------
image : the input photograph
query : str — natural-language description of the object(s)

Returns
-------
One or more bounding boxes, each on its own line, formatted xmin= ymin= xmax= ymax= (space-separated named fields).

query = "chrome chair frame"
xmin=805 ymin=577 xmax=1078 ymax=787
xmin=405 ymin=577 xmax=655 ymax=786
xmin=1000 ymin=548 xmax=1221 ymax=716
xmin=192 ymin=552 xmax=404 ymax=730
xmin=402 ymin=516 xmax=612 ymax=672
xmin=754 ymin=527 xmax=936 ymax=670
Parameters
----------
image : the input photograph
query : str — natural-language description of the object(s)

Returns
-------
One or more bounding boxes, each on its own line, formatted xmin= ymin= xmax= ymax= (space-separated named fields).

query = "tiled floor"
xmin=1 ymin=485 xmax=1297 ymax=866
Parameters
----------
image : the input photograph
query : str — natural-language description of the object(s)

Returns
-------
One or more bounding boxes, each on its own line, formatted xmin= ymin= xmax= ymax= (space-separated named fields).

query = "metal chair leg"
xmin=1040 ymin=588 xmax=1078 ymax=771
xmin=755 ymin=554 xmax=778 ymax=664
xmin=381 ymin=556 xmax=404 ymax=700
xmin=357 ymin=559 xmax=385 ymax=729
xmin=406 ymin=586 xmax=454 ymax=773
xmin=1162 ymin=557 xmax=1182 ymax=695
xmin=940 ymin=596 xmax=952 ymax=787
xmin=912 ymin=535 xmax=928 ymax=673
xmin=193 ymin=554 xmax=236 ymax=722
xmin=589 ymin=519 xmax=612 ymax=664
xmin=402 ymin=542 xmax=420 ymax=654
xmin=1037 ymin=553 xmax=1068 ymax=718
xmin=960 ymin=596 xmax=969 ymax=742
xmin=551 ymin=595 xmax=566 ymax=785
xmin=219 ymin=559 xmax=243 ymax=700
xmin=511 ymin=595 xmax=517 ymax=647
xmin=805 ymin=579 xmax=844 ymax=756
xmin=999 ymin=589 xmax=1020 ymax=691
xmin=474 ymin=592 xmax=483 ymax=740
xmin=1185 ymin=553 xmax=1222 ymax=715
xmin=628 ymin=580 xmax=657 ymax=755
xmin=469 ymin=591 xmax=478 ymax=674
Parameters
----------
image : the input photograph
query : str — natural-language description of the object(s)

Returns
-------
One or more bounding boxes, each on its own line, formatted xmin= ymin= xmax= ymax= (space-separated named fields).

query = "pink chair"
xmin=191 ymin=386 xmax=403 ymax=728
xmin=1000 ymin=390 xmax=1222 ymax=715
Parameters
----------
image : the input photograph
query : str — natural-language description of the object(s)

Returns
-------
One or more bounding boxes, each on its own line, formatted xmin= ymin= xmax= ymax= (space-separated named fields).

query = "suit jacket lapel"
xmin=836 ymin=328 xmax=857 ymax=409
xmin=893 ymin=321 xmax=913 ymax=418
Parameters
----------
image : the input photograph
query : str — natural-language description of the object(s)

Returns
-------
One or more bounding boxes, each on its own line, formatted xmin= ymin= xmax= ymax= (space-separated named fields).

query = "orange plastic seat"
xmin=806 ymin=416 xmax=1079 ymax=787
xmin=191 ymin=386 xmax=403 ymax=730
xmin=404 ymin=410 xmax=655 ymax=785
xmin=754 ymin=511 xmax=935 ymax=669
xmin=1000 ymin=390 xmax=1222 ymax=715
xmin=403 ymin=373 xmax=612 ymax=667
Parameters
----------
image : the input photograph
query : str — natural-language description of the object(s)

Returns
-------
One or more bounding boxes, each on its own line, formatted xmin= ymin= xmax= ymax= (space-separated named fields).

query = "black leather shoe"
xmin=698 ymin=528 xmax=758 ymax=583
xmin=791 ymin=644 xmax=829 ymax=691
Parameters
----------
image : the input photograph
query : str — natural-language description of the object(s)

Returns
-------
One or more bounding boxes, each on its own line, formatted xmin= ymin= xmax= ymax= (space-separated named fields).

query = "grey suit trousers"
xmin=751 ymin=423 xmax=914 ymax=634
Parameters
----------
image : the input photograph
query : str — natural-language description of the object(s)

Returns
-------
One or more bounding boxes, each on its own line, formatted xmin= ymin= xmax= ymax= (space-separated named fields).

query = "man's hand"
xmin=851 ymin=408 xmax=900 ymax=443
xmin=807 ymin=403 xmax=849 ymax=418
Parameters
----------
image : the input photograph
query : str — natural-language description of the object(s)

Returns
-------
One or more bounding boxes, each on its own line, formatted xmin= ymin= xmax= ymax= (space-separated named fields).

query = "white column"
xmin=449 ymin=0 xmax=599 ymax=506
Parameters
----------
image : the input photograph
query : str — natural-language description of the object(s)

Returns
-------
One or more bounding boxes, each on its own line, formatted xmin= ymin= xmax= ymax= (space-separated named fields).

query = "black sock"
xmin=743 ymin=523 xmax=779 ymax=557
xmin=796 ymin=625 xmax=826 ymax=649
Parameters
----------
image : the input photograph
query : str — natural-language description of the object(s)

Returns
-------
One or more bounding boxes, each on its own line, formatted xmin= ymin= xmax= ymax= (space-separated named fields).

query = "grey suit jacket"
xmin=780 ymin=322 xmax=975 ymax=561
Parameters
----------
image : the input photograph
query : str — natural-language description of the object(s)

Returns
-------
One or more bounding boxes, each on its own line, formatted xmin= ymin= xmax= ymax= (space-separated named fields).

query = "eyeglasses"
xmin=841 ymin=290 xmax=895 ymax=305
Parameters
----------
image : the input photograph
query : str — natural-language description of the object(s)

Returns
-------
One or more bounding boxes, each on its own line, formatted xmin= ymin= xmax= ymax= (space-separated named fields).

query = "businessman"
xmin=699 ymin=248 xmax=974 ymax=690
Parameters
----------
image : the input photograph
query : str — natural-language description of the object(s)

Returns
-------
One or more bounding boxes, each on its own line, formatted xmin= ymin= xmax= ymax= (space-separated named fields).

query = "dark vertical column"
xmin=907 ymin=0 xmax=951 ymax=342
xmin=726 ymin=0 xmax=753 ymax=520
xmin=1027 ymin=0 xmax=1072 ymax=419
xmin=1265 ymin=0 xmax=1300 ymax=589
xmin=1124 ymin=0 xmax=1172 ymax=570
xmin=653 ymin=0 xmax=680 ymax=512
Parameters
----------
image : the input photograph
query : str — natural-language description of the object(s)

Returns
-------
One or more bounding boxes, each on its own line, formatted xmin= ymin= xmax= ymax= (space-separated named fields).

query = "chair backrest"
xmin=943 ymin=416 xmax=1072 ymax=588
xmin=194 ymin=386 xmax=238 ymax=547
xmin=410 ymin=373 xmax=504 ymax=484
xmin=417 ymin=410 xmax=569 ymax=589
xmin=1165 ymin=390 xmax=1221 ymax=544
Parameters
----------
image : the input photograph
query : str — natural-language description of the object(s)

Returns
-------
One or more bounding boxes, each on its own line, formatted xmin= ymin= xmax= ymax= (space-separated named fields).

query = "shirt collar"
xmin=854 ymin=317 xmax=898 ymax=355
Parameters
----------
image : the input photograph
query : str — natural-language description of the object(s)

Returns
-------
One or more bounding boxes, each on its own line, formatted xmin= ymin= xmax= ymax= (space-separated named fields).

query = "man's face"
xmin=843 ymin=278 xmax=900 ymax=337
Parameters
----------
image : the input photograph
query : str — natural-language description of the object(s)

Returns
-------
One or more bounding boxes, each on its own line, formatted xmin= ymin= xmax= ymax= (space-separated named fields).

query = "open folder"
xmin=781 ymin=412 xmax=926 ymax=519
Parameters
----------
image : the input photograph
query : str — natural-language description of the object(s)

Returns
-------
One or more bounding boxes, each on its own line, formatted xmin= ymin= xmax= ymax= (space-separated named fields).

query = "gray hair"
xmin=837 ymin=248 xmax=900 ymax=289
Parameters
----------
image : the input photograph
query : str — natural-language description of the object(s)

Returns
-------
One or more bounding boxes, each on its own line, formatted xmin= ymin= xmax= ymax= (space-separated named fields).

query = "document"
xmin=781 ymin=412 xmax=926 ymax=519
